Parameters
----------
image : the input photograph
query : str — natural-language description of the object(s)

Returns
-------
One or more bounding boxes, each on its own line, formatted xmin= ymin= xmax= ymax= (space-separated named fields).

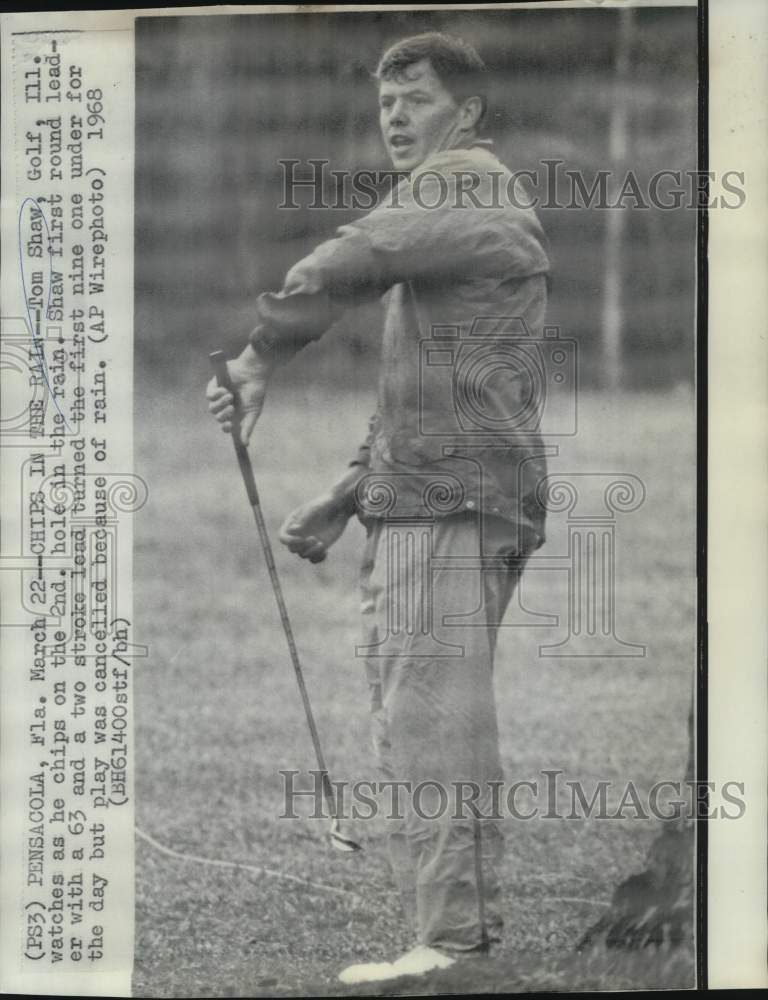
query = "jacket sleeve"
xmin=249 ymin=225 xmax=389 ymax=363
xmin=250 ymin=165 xmax=550 ymax=363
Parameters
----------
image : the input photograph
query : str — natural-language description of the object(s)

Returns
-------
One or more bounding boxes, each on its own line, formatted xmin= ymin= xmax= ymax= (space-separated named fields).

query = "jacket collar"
xmin=409 ymin=139 xmax=498 ymax=182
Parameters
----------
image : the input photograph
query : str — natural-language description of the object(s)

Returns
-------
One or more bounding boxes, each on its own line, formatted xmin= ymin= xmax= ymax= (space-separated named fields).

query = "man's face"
xmin=378 ymin=58 xmax=464 ymax=171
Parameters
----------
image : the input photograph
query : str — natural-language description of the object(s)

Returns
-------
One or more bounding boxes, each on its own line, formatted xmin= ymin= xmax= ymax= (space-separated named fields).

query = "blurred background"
xmin=135 ymin=5 xmax=698 ymax=391
xmin=133 ymin=9 xmax=698 ymax=995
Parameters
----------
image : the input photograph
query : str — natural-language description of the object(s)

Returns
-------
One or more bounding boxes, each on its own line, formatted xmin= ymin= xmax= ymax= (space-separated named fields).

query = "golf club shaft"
xmin=210 ymin=350 xmax=338 ymax=820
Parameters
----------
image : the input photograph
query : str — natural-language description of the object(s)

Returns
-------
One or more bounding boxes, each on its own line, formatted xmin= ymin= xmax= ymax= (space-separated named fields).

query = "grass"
xmin=132 ymin=371 xmax=696 ymax=996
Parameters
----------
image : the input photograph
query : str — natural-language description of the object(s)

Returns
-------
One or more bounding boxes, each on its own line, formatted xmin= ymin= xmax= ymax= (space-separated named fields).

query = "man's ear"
xmin=459 ymin=95 xmax=484 ymax=132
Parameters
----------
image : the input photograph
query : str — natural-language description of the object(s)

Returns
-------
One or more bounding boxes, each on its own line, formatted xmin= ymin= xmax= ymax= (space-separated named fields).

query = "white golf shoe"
xmin=338 ymin=944 xmax=456 ymax=984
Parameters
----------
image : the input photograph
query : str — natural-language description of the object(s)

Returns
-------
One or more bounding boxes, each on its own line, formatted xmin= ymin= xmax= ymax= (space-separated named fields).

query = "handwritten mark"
xmin=17 ymin=196 xmax=70 ymax=430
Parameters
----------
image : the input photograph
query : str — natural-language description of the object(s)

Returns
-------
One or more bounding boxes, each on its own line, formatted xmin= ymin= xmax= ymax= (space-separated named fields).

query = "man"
xmin=207 ymin=32 xmax=551 ymax=983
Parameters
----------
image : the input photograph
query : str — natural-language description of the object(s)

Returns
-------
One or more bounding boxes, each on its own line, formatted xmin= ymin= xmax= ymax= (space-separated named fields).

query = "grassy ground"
xmin=132 ymin=372 xmax=696 ymax=996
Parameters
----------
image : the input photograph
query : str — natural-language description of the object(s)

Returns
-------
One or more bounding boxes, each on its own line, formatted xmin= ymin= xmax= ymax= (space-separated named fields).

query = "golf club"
xmin=210 ymin=350 xmax=361 ymax=853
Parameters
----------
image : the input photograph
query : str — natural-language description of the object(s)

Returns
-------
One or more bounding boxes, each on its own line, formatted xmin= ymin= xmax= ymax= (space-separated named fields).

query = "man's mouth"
xmin=389 ymin=135 xmax=415 ymax=150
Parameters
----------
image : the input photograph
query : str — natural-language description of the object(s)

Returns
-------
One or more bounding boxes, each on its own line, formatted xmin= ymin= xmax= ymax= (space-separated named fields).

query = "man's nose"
xmin=388 ymin=100 xmax=409 ymax=126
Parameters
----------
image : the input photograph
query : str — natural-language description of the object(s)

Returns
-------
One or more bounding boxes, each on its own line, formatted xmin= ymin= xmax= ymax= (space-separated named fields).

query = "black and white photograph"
xmin=3 ymin=1 xmax=767 ymax=997
xmin=133 ymin=3 xmax=704 ymax=994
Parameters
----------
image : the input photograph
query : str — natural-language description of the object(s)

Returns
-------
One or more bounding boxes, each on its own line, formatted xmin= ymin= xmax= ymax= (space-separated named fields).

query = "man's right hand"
xmin=206 ymin=344 xmax=274 ymax=446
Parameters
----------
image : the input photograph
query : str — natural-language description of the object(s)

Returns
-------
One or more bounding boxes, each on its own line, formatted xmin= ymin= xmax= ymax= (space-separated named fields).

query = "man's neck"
xmin=447 ymin=129 xmax=479 ymax=151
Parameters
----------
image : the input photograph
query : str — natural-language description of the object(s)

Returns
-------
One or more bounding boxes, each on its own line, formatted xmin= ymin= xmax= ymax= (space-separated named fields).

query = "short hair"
xmin=375 ymin=32 xmax=488 ymax=125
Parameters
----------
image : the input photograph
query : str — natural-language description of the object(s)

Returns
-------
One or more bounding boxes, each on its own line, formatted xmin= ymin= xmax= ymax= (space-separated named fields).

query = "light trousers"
xmin=359 ymin=510 xmax=527 ymax=951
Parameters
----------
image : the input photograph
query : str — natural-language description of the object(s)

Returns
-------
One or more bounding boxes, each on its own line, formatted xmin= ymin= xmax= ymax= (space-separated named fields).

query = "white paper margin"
xmin=1 ymin=1 xmax=765 ymax=994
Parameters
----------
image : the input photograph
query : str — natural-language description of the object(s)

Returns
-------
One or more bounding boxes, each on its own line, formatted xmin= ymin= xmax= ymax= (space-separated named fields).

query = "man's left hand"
xmin=278 ymin=466 xmax=364 ymax=563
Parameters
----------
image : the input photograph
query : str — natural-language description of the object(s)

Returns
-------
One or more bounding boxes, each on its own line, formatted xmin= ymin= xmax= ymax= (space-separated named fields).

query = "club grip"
xmin=209 ymin=350 xmax=233 ymax=392
xmin=209 ymin=349 xmax=244 ymax=441
xmin=209 ymin=350 xmax=259 ymax=506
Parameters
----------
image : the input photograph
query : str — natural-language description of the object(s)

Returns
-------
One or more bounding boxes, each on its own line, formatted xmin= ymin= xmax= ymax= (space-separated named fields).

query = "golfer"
xmin=207 ymin=32 xmax=550 ymax=983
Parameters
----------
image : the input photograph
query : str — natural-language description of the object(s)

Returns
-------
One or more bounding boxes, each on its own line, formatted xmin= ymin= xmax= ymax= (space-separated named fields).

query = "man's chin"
xmin=388 ymin=149 xmax=422 ymax=172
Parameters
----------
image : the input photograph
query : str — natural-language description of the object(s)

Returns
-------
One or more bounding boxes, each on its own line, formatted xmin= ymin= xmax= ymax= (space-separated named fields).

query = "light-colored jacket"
xmin=251 ymin=144 xmax=552 ymax=547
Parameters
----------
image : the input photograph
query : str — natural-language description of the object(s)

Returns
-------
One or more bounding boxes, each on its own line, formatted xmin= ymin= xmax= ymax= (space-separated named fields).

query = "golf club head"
xmin=329 ymin=818 xmax=362 ymax=853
